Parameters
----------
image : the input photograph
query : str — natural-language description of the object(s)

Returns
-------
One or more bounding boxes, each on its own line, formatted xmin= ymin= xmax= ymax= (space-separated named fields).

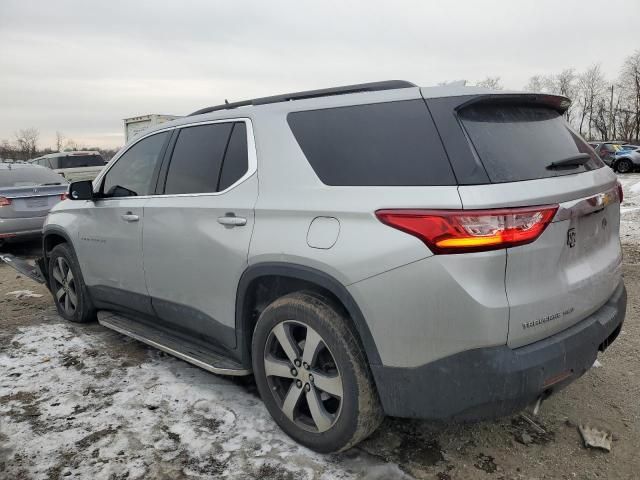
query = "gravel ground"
xmin=1 ymin=175 xmax=639 ymax=480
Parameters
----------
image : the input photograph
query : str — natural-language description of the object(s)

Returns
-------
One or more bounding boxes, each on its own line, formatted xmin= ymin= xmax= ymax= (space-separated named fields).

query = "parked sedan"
xmin=0 ymin=162 xmax=68 ymax=246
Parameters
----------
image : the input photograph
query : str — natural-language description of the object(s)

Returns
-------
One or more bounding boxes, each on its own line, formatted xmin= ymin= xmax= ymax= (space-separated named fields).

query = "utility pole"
xmin=609 ymin=84 xmax=614 ymax=140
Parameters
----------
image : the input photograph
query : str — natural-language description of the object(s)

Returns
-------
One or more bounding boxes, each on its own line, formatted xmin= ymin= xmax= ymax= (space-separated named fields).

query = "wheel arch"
xmin=42 ymin=227 xmax=76 ymax=278
xmin=235 ymin=262 xmax=382 ymax=369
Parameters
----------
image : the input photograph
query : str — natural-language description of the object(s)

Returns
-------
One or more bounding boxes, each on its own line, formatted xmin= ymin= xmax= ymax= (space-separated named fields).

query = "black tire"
xmin=616 ymin=158 xmax=632 ymax=173
xmin=252 ymin=291 xmax=383 ymax=453
xmin=48 ymin=243 xmax=95 ymax=323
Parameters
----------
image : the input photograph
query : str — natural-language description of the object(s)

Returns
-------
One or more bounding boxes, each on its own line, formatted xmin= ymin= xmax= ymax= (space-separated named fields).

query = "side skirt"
xmin=97 ymin=311 xmax=251 ymax=376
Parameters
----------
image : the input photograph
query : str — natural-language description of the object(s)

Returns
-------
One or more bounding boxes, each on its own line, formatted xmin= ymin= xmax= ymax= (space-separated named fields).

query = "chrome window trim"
xmin=93 ymin=117 xmax=257 ymax=200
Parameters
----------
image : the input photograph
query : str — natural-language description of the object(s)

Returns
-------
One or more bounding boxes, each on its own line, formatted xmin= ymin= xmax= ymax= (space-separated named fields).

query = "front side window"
xmin=101 ymin=132 xmax=169 ymax=197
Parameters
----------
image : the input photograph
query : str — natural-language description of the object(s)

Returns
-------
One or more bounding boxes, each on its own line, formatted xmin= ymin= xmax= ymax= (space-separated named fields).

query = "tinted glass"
xmin=218 ymin=123 xmax=248 ymax=191
xmin=459 ymin=104 xmax=603 ymax=183
xmin=287 ymin=100 xmax=456 ymax=186
xmin=102 ymin=132 xmax=169 ymax=197
xmin=164 ymin=123 xmax=233 ymax=195
xmin=51 ymin=154 xmax=105 ymax=169
xmin=0 ymin=166 xmax=67 ymax=188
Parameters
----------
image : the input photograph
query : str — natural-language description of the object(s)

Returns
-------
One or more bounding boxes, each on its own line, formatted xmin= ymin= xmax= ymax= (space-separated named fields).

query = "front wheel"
xmin=252 ymin=291 xmax=383 ymax=453
xmin=48 ymin=243 xmax=95 ymax=323
xmin=616 ymin=158 xmax=633 ymax=173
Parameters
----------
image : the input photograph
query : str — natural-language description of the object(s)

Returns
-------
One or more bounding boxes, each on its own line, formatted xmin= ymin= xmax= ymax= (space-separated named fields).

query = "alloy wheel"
xmin=52 ymin=257 xmax=77 ymax=316
xmin=264 ymin=320 xmax=343 ymax=433
xmin=618 ymin=159 xmax=632 ymax=173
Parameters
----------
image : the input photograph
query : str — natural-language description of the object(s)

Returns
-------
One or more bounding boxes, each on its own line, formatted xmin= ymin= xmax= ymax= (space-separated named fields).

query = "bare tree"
xmin=14 ymin=128 xmax=39 ymax=160
xmin=64 ymin=138 xmax=79 ymax=151
xmin=475 ymin=76 xmax=503 ymax=90
xmin=0 ymin=139 xmax=15 ymax=160
xmin=55 ymin=131 xmax=65 ymax=152
xmin=524 ymin=75 xmax=548 ymax=92
xmin=576 ymin=65 xmax=607 ymax=139
xmin=618 ymin=49 xmax=640 ymax=141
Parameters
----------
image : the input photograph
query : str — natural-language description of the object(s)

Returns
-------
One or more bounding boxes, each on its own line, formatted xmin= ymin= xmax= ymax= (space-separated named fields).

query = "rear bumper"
xmin=0 ymin=216 xmax=45 ymax=240
xmin=372 ymin=280 xmax=626 ymax=420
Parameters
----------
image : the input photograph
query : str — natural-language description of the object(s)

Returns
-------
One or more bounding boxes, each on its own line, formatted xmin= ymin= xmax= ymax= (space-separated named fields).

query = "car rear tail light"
xmin=0 ymin=197 xmax=11 ymax=207
xmin=616 ymin=181 xmax=623 ymax=203
xmin=376 ymin=205 xmax=558 ymax=254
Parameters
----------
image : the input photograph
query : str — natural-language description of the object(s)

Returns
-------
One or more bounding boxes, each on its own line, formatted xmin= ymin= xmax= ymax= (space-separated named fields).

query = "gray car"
xmin=15 ymin=81 xmax=627 ymax=452
xmin=0 ymin=163 xmax=68 ymax=246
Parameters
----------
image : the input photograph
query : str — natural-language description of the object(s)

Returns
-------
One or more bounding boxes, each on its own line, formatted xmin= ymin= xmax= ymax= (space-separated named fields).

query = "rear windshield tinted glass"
xmin=287 ymin=100 xmax=456 ymax=186
xmin=0 ymin=166 xmax=66 ymax=188
xmin=50 ymin=154 xmax=105 ymax=169
xmin=459 ymin=104 xmax=603 ymax=183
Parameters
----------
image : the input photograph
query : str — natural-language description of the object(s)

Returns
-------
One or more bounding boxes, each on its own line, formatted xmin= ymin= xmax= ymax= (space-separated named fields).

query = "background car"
xmin=620 ymin=144 xmax=640 ymax=152
xmin=589 ymin=142 xmax=640 ymax=172
xmin=613 ymin=147 xmax=640 ymax=173
xmin=29 ymin=151 xmax=107 ymax=182
xmin=0 ymin=162 xmax=68 ymax=246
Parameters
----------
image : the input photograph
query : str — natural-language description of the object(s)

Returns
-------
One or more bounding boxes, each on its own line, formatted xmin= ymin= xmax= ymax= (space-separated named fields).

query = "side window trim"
xmin=153 ymin=129 xmax=178 ymax=195
xmin=156 ymin=118 xmax=256 ymax=198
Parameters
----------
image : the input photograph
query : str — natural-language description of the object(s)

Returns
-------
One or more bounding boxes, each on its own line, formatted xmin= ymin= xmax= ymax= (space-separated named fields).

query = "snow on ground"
xmin=619 ymin=172 xmax=640 ymax=246
xmin=0 ymin=320 xmax=408 ymax=479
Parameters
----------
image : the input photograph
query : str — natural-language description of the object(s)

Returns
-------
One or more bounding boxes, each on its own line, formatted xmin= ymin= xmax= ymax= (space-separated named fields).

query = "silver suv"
xmin=33 ymin=81 xmax=628 ymax=452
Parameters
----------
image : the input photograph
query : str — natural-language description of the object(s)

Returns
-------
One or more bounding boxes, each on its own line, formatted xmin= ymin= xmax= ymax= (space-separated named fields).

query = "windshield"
xmin=0 ymin=166 xmax=67 ymax=188
xmin=50 ymin=154 xmax=105 ymax=169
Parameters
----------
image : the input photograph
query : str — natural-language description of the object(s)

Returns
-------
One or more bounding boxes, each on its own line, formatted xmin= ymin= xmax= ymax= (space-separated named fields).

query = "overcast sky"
xmin=1 ymin=0 xmax=638 ymax=149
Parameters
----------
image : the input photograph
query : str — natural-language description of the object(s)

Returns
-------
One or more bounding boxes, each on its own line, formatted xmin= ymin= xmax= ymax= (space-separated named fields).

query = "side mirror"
xmin=69 ymin=181 xmax=94 ymax=201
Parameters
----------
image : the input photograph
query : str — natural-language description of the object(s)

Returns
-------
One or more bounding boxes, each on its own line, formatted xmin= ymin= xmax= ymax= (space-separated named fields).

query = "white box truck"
xmin=123 ymin=114 xmax=182 ymax=143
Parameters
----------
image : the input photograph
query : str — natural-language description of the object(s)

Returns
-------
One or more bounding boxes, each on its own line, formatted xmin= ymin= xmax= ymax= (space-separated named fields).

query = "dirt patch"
xmin=75 ymin=426 xmax=119 ymax=449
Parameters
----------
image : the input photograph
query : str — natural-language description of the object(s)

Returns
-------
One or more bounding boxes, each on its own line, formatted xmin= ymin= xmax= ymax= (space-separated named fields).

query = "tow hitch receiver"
xmin=0 ymin=254 xmax=47 ymax=284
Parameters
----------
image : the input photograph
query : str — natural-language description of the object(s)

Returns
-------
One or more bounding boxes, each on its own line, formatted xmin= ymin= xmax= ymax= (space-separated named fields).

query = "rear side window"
xmin=164 ymin=123 xmax=232 ymax=195
xmin=218 ymin=123 xmax=248 ymax=191
xmin=287 ymin=100 xmax=456 ymax=186
xmin=164 ymin=121 xmax=249 ymax=195
xmin=459 ymin=104 xmax=603 ymax=183
xmin=50 ymin=155 xmax=105 ymax=169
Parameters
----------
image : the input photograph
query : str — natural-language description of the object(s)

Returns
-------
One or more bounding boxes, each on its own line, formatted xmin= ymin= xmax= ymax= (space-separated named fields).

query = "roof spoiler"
xmin=189 ymin=80 xmax=417 ymax=116
xmin=455 ymin=93 xmax=571 ymax=114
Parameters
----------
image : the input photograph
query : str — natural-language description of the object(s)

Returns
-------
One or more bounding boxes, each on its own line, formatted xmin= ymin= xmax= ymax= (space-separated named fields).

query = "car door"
xmin=142 ymin=119 xmax=257 ymax=351
xmin=75 ymin=130 xmax=172 ymax=316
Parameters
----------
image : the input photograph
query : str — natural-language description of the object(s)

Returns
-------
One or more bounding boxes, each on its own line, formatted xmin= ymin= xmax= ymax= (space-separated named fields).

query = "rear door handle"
xmin=121 ymin=213 xmax=139 ymax=222
xmin=217 ymin=215 xmax=247 ymax=227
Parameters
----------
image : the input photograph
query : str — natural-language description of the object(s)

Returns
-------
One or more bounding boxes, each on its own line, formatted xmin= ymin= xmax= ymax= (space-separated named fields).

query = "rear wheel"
xmin=48 ymin=244 xmax=95 ymax=323
xmin=616 ymin=158 xmax=632 ymax=173
xmin=252 ymin=291 xmax=383 ymax=453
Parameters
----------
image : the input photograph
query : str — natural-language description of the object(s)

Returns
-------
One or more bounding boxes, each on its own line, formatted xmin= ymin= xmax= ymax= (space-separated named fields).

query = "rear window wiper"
xmin=546 ymin=153 xmax=591 ymax=170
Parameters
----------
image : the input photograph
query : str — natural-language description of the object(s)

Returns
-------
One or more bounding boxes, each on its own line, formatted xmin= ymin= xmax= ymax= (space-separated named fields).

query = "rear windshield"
xmin=459 ymin=104 xmax=603 ymax=183
xmin=50 ymin=154 xmax=105 ymax=169
xmin=0 ymin=166 xmax=67 ymax=188
xmin=287 ymin=100 xmax=456 ymax=186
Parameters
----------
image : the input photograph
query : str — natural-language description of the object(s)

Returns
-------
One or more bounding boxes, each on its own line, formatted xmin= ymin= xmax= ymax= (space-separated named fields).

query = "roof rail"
xmin=189 ymin=80 xmax=417 ymax=116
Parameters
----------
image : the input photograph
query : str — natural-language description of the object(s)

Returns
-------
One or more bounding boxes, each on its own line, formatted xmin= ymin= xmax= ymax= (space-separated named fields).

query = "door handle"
xmin=217 ymin=215 xmax=247 ymax=227
xmin=121 ymin=213 xmax=140 ymax=222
